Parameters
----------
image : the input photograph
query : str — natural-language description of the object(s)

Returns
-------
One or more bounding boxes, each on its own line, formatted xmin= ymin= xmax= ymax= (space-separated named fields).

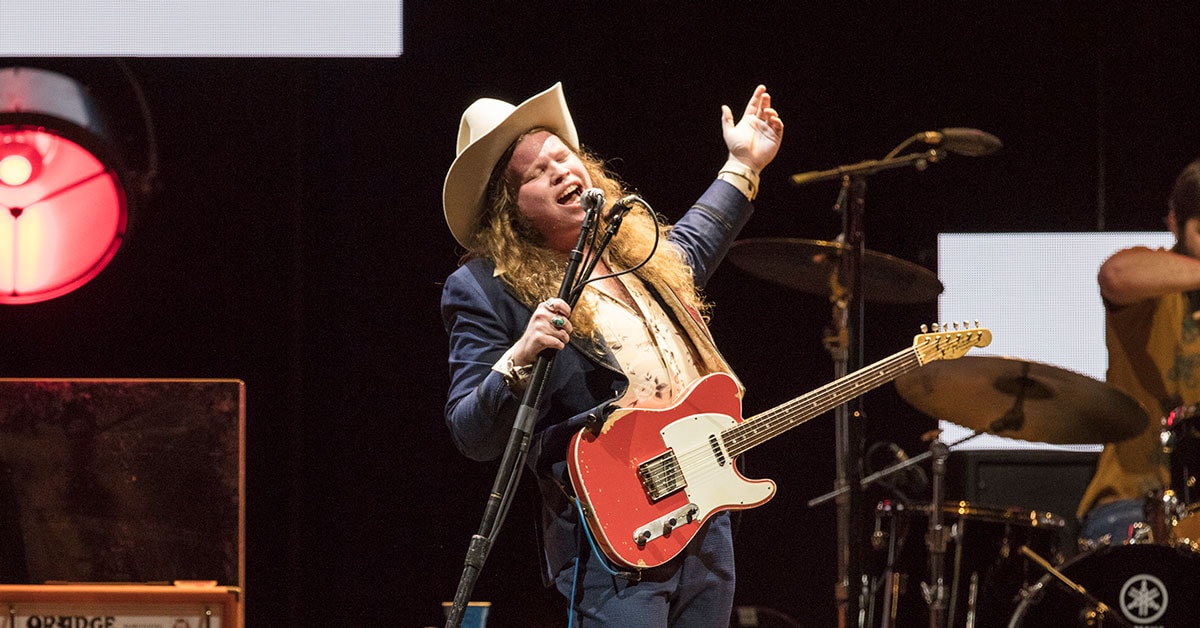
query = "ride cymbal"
xmin=894 ymin=355 xmax=1150 ymax=444
xmin=727 ymin=237 xmax=943 ymax=304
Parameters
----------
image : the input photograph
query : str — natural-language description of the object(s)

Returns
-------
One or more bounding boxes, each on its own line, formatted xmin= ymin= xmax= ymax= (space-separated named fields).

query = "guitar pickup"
xmin=634 ymin=503 xmax=700 ymax=547
xmin=637 ymin=451 xmax=685 ymax=501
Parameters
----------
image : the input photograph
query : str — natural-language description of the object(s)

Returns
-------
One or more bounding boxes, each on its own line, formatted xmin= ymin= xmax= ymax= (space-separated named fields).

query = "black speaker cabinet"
xmin=945 ymin=448 xmax=1099 ymax=526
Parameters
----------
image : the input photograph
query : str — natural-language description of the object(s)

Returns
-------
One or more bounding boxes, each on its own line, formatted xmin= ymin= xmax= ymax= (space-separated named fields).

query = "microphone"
xmin=569 ymin=192 xmax=637 ymax=306
xmin=580 ymin=187 xmax=606 ymax=213
xmin=605 ymin=194 xmax=638 ymax=222
xmin=919 ymin=128 xmax=1003 ymax=157
xmin=886 ymin=443 xmax=929 ymax=492
xmin=887 ymin=442 xmax=917 ymax=468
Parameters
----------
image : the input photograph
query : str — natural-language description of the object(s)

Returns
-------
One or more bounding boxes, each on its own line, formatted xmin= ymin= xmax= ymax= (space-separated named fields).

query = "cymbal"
xmin=894 ymin=355 xmax=1150 ymax=444
xmin=726 ymin=238 xmax=943 ymax=304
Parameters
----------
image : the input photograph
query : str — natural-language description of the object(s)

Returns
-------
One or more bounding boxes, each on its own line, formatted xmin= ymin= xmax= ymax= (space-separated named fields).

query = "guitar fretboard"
xmin=722 ymin=346 xmax=923 ymax=458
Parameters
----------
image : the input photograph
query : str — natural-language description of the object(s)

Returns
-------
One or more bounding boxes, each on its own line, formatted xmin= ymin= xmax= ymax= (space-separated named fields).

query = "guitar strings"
xmin=638 ymin=347 xmax=923 ymax=492
xmin=640 ymin=333 xmax=975 ymax=492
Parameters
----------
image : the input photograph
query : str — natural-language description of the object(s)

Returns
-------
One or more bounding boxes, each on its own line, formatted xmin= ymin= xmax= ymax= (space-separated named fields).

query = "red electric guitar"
xmin=567 ymin=325 xmax=991 ymax=569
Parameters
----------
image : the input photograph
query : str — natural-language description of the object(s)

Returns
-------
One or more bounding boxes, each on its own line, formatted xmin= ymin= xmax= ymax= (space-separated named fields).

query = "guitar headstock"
xmin=912 ymin=322 xmax=992 ymax=365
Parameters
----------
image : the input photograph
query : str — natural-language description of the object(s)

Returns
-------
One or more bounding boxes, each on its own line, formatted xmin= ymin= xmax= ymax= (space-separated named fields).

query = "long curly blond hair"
xmin=466 ymin=131 xmax=709 ymax=339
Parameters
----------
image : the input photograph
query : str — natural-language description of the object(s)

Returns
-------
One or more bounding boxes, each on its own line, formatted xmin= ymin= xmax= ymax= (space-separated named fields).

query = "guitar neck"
xmin=721 ymin=346 xmax=924 ymax=458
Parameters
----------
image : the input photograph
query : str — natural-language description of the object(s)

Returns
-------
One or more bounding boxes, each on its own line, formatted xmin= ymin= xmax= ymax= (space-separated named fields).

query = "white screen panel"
xmin=0 ymin=1 xmax=403 ymax=57
xmin=936 ymin=232 xmax=1175 ymax=451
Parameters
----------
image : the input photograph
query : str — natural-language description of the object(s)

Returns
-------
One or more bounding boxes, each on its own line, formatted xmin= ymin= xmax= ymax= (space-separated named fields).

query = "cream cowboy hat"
xmin=442 ymin=82 xmax=579 ymax=249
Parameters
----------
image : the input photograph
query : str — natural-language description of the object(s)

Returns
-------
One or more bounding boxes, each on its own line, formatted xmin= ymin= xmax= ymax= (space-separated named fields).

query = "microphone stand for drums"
xmin=789 ymin=148 xmax=949 ymax=628
xmin=830 ymin=173 xmax=867 ymax=628
xmin=811 ymin=423 xmax=995 ymax=628
xmin=785 ymin=128 xmax=1004 ymax=628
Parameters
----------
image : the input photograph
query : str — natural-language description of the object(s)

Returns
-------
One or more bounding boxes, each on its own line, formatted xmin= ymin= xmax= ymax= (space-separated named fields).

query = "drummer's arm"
xmin=1098 ymin=246 xmax=1200 ymax=306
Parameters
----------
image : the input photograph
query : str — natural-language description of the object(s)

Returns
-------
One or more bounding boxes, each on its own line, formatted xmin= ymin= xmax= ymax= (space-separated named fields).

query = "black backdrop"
xmin=3 ymin=2 xmax=1200 ymax=626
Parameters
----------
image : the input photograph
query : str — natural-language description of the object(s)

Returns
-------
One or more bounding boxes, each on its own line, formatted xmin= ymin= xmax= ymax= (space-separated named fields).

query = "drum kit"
xmin=729 ymin=238 xmax=1200 ymax=628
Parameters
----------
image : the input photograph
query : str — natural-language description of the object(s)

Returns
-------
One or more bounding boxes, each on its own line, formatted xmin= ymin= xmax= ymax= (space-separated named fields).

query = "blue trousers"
xmin=1079 ymin=498 xmax=1146 ymax=544
xmin=556 ymin=512 xmax=735 ymax=628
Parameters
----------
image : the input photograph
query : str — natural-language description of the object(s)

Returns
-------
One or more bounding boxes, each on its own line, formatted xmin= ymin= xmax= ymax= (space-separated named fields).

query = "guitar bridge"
xmin=634 ymin=503 xmax=700 ymax=547
xmin=637 ymin=451 xmax=685 ymax=501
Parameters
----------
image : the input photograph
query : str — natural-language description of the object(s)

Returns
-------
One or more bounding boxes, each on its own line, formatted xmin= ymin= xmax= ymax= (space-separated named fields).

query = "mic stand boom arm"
xmin=790 ymin=149 xmax=946 ymax=187
xmin=444 ymin=206 xmax=602 ymax=628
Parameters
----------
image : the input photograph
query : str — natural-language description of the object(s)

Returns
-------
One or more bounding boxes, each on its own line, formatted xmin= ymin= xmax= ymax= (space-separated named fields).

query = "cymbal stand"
xmin=922 ymin=437 xmax=950 ymax=628
xmin=808 ymin=430 xmax=992 ymax=628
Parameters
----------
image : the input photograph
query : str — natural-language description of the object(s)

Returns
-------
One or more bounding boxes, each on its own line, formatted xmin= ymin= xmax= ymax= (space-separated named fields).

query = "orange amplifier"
xmin=0 ymin=582 xmax=242 ymax=628
xmin=0 ymin=380 xmax=245 ymax=628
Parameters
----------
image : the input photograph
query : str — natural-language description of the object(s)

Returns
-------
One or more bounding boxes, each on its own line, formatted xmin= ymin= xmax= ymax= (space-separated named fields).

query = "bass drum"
xmin=1008 ymin=543 xmax=1200 ymax=627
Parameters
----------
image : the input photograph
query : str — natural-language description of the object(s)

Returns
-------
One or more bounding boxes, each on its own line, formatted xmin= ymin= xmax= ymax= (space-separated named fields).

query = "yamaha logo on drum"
xmin=1120 ymin=572 xmax=1169 ymax=626
xmin=1007 ymin=543 xmax=1200 ymax=627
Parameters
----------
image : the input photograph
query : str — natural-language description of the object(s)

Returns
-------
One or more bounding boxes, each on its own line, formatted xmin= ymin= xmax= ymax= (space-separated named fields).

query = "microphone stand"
xmin=809 ymin=430 xmax=991 ymax=508
xmin=444 ymin=205 xmax=603 ymax=628
xmin=790 ymin=149 xmax=946 ymax=187
xmin=829 ymin=173 xmax=866 ymax=628
xmin=792 ymin=147 xmax=952 ymax=628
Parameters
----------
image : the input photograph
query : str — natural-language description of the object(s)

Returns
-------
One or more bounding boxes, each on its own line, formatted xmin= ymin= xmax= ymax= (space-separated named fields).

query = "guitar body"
xmin=568 ymin=372 xmax=776 ymax=569
xmin=567 ymin=326 xmax=992 ymax=570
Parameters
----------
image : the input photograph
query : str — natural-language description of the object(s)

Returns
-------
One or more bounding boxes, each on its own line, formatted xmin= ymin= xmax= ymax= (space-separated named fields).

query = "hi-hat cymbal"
xmin=727 ymin=238 xmax=943 ymax=304
xmin=894 ymin=355 xmax=1150 ymax=444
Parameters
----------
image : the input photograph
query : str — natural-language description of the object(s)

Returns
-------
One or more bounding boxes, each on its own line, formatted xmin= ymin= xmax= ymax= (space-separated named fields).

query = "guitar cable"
xmin=567 ymin=497 xmax=646 ymax=627
xmin=561 ymin=194 xmax=669 ymax=625
xmin=572 ymin=497 xmax=643 ymax=581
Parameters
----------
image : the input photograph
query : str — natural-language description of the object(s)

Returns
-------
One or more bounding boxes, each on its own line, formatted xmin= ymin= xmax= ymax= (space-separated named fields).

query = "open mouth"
xmin=557 ymin=183 xmax=582 ymax=205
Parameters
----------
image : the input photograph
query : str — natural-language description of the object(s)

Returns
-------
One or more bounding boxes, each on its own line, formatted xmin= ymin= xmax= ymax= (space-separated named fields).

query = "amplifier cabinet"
xmin=0 ymin=379 xmax=244 ymax=589
xmin=945 ymin=448 xmax=1100 ymax=524
xmin=0 ymin=583 xmax=242 ymax=628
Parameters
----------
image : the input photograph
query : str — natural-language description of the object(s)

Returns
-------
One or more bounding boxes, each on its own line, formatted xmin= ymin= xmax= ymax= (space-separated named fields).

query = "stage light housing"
xmin=0 ymin=67 xmax=130 ymax=304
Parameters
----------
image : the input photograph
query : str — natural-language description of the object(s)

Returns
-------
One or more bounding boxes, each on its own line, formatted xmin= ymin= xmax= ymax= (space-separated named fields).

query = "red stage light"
xmin=0 ymin=67 xmax=132 ymax=304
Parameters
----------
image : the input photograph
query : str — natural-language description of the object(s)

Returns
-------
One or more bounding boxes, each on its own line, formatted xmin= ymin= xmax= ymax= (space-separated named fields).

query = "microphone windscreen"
xmin=939 ymin=128 xmax=1003 ymax=157
xmin=580 ymin=188 xmax=606 ymax=212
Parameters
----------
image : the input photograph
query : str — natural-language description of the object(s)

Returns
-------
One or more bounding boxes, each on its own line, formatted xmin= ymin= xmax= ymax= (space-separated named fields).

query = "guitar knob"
xmin=662 ymin=518 xmax=677 ymax=535
xmin=635 ymin=530 xmax=651 ymax=547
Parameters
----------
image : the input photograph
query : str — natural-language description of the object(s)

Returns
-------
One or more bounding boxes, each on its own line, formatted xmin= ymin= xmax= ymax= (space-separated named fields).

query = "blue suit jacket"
xmin=441 ymin=180 xmax=753 ymax=581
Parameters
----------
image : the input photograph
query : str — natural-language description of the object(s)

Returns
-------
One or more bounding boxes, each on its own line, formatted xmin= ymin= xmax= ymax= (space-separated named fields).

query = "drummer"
xmin=1077 ymin=158 xmax=1200 ymax=543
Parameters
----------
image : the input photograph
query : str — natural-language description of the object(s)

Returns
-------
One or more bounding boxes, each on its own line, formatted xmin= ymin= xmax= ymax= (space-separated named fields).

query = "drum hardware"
xmin=1005 ymin=543 xmax=1200 ymax=627
xmin=884 ymin=356 xmax=1133 ymax=627
xmin=1130 ymin=489 xmax=1186 ymax=545
xmin=814 ymin=431 xmax=973 ymax=627
xmin=965 ymin=572 xmax=979 ymax=628
xmin=923 ymin=439 xmax=953 ymax=628
xmin=1160 ymin=404 xmax=1200 ymax=548
xmin=823 ymin=423 xmax=1074 ymax=627
xmin=729 ymin=194 xmax=945 ymax=624
xmin=873 ymin=500 xmax=908 ymax=628
xmin=871 ymin=499 xmax=1067 ymax=628
xmin=1012 ymin=545 xmax=1133 ymax=628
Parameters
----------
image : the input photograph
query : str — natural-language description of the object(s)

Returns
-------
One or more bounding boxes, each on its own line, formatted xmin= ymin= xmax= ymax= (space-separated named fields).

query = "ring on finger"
xmin=551 ymin=316 xmax=566 ymax=329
